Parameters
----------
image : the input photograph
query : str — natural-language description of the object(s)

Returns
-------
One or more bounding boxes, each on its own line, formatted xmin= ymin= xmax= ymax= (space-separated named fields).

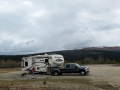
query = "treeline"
xmin=0 ymin=55 xmax=26 ymax=68
xmin=73 ymin=56 xmax=117 ymax=65
xmin=0 ymin=49 xmax=120 ymax=68
xmin=52 ymin=50 xmax=120 ymax=64
xmin=0 ymin=59 xmax=21 ymax=68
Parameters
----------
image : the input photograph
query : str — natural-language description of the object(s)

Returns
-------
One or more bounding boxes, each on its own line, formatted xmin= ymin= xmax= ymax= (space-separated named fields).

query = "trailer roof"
xmin=26 ymin=54 xmax=61 ymax=58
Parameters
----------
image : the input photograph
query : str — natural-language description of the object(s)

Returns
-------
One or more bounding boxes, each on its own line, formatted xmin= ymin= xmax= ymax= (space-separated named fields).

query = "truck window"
xmin=71 ymin=64 xmax=75 ymax=68
xmin=75 ymin=65 xmax=78 ymax=68
xmin=66 ymin=64 xmax=70 ymax=68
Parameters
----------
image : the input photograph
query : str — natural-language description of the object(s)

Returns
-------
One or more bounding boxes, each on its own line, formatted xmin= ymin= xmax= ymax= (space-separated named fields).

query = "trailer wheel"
xmin=80 ymin=70 xmax=86 ymax=76
xmin=53 ymin=71 xmax=59 ymax=76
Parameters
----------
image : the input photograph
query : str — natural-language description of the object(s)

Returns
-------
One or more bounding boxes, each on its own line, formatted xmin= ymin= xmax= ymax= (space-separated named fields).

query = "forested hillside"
xmin=0 ymin=47 xmax=120 ymax=68
xmin=53 ymin=49 xmax=120 ymax=64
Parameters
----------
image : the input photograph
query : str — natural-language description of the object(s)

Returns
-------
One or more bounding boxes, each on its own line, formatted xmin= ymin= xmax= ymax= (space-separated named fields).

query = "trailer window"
xmin=37 ymin=67 xmax=40 ymax=70
xmin=55 ymin=59 xmax=63 ymax=62
xmin=25 ymin=62 xmax=28 ymax=66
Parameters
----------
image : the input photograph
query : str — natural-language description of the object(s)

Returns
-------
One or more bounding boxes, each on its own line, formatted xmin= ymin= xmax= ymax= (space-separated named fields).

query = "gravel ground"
xmin=0 ymin=65 xmax=120 ymax=81
xmin=0 ymin=64 xmax=120 ymax=89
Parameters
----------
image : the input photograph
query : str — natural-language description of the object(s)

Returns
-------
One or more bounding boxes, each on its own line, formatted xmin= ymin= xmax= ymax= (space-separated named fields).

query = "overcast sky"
xmin=0 ymin=0 xmax=120 ymax=55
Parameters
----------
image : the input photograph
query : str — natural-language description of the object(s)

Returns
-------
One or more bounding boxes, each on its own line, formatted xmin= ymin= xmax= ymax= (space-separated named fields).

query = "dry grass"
xmin=0 ymin=84 xmax=98 ymax=90
xmin=94 ymin=81 xmax=119 ymax=90
xmin=1 ymin=78 xmax=118 ymax=90
xmin=0 ymin=68 xmax=21 ymax=74
xmin=0 ymin=78 xmax=92 ymax=85
xmin=111 ymin=64 xmax=120 ymax=67
xmin=0 ymin=78 xmax=99 ymax=90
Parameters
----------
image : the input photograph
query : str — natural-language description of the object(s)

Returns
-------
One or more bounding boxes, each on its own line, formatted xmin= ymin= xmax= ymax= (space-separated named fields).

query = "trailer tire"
xmin=53 ymin=71 xmax=59 ymax=76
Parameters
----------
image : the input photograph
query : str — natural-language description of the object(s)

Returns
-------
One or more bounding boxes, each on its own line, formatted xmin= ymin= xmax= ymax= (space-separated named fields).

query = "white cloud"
xmin=0 ymin=0 xmax=120 ymax=55
xmin=22 ymin=1 xmax=33 ymax=7
xmin=32 ymin=10 xmax=46 ymax=18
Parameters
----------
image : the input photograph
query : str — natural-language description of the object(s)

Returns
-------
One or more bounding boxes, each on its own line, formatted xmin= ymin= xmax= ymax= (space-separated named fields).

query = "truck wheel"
xmin=80 ymin=70 xmax=86 ymax=76
xmin=53 ymin=71 xmax=59 ymax=76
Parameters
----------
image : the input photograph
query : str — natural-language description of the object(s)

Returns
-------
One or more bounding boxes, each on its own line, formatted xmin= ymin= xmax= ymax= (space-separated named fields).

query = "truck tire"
xmin=80 ymin=70 xmax=86 ymax=76
xmin=53 ymin=71 xmax=59 ymax=76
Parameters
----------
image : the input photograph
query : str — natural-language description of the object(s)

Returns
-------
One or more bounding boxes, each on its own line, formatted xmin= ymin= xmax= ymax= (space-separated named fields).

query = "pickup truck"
xmin=50 ymin=63 xmax=90 ymax=76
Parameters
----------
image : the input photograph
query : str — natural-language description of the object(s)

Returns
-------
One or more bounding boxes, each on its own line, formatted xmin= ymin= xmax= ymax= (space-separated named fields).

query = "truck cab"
xmin=50 ymin=63 xmax=90 ymax=76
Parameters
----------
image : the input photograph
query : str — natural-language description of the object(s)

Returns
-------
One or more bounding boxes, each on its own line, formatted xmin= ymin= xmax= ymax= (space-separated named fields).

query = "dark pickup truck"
xmin=50 ymin=63 xmax=90 ymax=76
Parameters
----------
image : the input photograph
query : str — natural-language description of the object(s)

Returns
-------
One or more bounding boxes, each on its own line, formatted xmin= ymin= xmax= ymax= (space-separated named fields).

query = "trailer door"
xmin=45 ymin=59 xmax=48 ymax=63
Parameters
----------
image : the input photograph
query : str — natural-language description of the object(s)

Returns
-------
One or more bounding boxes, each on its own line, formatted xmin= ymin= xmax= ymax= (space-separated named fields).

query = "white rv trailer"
xmin=21 ymin=54 xmax=64 ymax=74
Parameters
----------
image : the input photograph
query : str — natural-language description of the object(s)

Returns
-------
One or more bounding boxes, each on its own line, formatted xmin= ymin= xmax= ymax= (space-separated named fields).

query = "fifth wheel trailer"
xmin=21 ymin=54 xmax=64 ymax=74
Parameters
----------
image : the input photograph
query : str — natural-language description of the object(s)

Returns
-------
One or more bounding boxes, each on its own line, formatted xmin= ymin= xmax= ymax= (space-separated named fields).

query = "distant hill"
xmin=0 ymin=46 xmax=120 ymax=64
xmin=79 ymin=46 xmax=120 ymax=51
xmin=29 ymin=46 xmax=120 ymax=64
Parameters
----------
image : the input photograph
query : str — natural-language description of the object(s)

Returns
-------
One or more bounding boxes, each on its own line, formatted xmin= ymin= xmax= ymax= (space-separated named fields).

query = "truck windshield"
xmin=76 ymin=64 xmax=80 ymax=67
